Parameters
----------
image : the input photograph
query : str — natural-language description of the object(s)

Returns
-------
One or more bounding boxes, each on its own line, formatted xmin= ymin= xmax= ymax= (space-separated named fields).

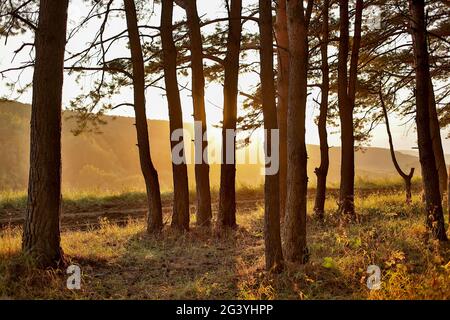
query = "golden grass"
xmin=0 ymin=184 xmax=265 ymax=215
xmin=0 ymin=191 xmax=449 ymax=299
xmin=0 ymin=177 xmax=417 ymax=214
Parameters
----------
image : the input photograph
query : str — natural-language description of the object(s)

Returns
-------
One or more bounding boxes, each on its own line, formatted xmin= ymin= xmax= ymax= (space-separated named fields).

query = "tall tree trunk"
xmin=259 ymin=0 xmax=284 ymax=272
xmin=448 ymin=165 xmax=450 ymax=223
xmin=337 ymin=0 xmax=362 ymax=217
xmin=218 ymin=0 xmax=242 ymax=228
xmin=379 ymin=86 xmax=414 ymax=204
xmin=428 ymin=78 xmax=447 ymax=197
xmin=347 ymin=0 xmax=363 ymax=107
xmin=22 ymin=0 xmax=69 ymax=268
xmin=409 ymin=0 xmax=447 ymax=241
xmin=124 ymin=0 xmax=163 ymax=232
xmin=161 ymin=0 xmax=190 ymax=231
xmin=283 ymin=0 xmax=309 ymax=263
xmin=275 ymin=0 xmax=288 ymax=221
xmin=337 ymin=0 xmax=352 ymax=215
xmin=179 ymin=0 xmax=212 ymax=226
xmin=314 ymin=0 xmax=330 ymax=220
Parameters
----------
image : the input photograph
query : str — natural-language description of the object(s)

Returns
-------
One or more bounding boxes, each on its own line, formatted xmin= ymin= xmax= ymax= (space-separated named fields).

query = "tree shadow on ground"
xmin=82 ymin=218 xmax=260 ymax=299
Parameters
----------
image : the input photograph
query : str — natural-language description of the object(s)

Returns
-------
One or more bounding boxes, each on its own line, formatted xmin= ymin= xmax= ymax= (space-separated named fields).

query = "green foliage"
xmin=322 ymin=257 xmax=337 ymax=269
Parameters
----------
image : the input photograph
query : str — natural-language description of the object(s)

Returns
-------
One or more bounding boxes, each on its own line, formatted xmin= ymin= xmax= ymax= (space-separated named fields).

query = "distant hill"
xmin=0 ymin=100 xmax=422 ymax=191
xmin=399 ymin=149 xmax=450 ymax=165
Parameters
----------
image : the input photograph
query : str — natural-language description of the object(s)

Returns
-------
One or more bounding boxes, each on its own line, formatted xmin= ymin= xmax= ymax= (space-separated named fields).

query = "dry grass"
xmin=0 ymin=185 xmax=265 ymax=217
xmin=0 ymin=177 xmax=418 ymax=215
xmin=0 ymin=191 xmax=449 ymax=300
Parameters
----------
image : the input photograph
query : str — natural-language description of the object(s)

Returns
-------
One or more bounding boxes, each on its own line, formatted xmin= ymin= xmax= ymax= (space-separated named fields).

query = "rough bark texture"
xmin=409 ymin=0 xmax=447 ymax=241
xmin=337 ymin=0 xmax=352 ymax=215
xmin=22 ymin=0 xmax=69 ymax=268
xmin=379 ymin=87 xmax=414 ymax=204
xmin=275 ymin=0 xmax=288 ymax=221
xmin=259 ymin=0 xmax=284 ymax=272
xmin=337 ymin=0 xmax=362 ymax=217
xmin=448 ymin=165 xmax=450 ymax=223
xmin=428 ymin=78 xmax=447 ymax=196
xmin=313 ymin=0 xmax=330 ymax=219
xmin=218 ymin=0 xmax=242 ymax=228
xmin=283 ymin=0 xmax=309 ymax=263
xmin=124 ymin=0 xmax=163 ymax=232
xmin=347 ymin=0 xmax=363 ymax=107
xmin=161 ymin=0 xmax=190 ymax=231
xmin=181 ymin=0 xmax=212 ymax=226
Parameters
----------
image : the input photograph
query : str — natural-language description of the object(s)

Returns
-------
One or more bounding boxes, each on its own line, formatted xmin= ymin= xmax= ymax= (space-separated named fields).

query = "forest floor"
xmin=0 ymin=187 xmax=449 ymax=299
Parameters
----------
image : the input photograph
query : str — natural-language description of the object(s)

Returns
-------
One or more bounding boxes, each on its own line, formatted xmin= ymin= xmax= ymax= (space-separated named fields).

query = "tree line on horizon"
xmin=0 ymin=0 xmax=449 ymax=271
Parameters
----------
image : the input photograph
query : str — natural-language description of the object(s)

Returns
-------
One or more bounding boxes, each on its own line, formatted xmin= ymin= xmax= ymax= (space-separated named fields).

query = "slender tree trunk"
xmin=428 ymin=78 xmax=447 ymax=197
xmin=161 ymin=0 xmax=190 ymax=231
xmin=283 ymin=0 xmax=309 ymax=263
xmin=448 ymin=165 xmax=450 ymax=223
xmin=22 ymin=0 xmax=69 ymax=268
xmin=218 ymin=0 xmax=242 ymax=229
xmin=180 ymin=0 xmax=213 ymax=226
xmin=314 ymin=0 xmax=330 ymax=219
xmin=337 ymin=0 xmax=352 ymax=215
xmin=124 ymin=0 xmax=163 ymax=232
xmin=405 ymin=177 xmax=412 ymax=204
xmin=337 ymin=0 xmax=362 ymax=217
xmin=348 ymin=0 xmax=363 ymax=107
xmin=409 ymin=0 xmax=447 ymax=241
xmin=379 ymin=86 xmax=415 ymax=204
xmin=259 ymin=0 xmax=284 ymax=272
xmin=275 ymin=0 xmax=288 ymax=221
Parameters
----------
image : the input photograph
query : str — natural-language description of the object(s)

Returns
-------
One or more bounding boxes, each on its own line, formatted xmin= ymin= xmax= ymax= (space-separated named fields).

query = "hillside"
xmin=0 ymin=100 xmax=422 ymax=191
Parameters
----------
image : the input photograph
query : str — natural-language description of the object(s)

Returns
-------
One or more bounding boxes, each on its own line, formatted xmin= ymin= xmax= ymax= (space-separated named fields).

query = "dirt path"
xmin=0 ymin=186 xmax=413 ymax=231
xmin=0 ymin=198 xmax=264 ymax=231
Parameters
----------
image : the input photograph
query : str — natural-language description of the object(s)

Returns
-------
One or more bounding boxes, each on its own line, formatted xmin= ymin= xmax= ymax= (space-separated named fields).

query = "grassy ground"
xmin=0 ymin=185 xmax=266 ymax=217
xmin=0 ymin=189 xmax=449 ymax=300
xmin=0 ymin=177 xmax=421 ymax=216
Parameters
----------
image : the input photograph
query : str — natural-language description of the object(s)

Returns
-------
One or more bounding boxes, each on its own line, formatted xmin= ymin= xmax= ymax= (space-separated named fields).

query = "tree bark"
xmin=409 ymin=0 xmax=447 ymax=241
xmin=379 ymin=86 xmax=414 ymax=204
xmin=448 ymin=165 xmax=450 ymax=223
xmin=179 ymin=0 xmax=213 ymax=227
xmin=22 ymin=0 xmax=69 ymax=268
xmin=283 ymin=0 xmax=309 ymax=263
xmin=161 ymin=0 xmax=190 ymax=231
xmin=337 ymin=0 xmax=362 ymax=217
xmin=259 ymin=0 xmax=284 ymax=272
xmin=337 ymin=0 xmax=352 ymax=215
xmin=313 ymin=0 xmax=330 ymax=220
xmin=275 ymin=0 xmax=288 ymax=221
xmin=218 ymin=0 xmax=242 ymax=228
xmin=428 ymin=78 xmax=447 ymax=197
xmin=347 ymin=0 xmax=363 ymax=107
xmin=124 ymin=0 xmax=163 ymax=232
xmin=405 ymin=177 xmax=412 ymax=204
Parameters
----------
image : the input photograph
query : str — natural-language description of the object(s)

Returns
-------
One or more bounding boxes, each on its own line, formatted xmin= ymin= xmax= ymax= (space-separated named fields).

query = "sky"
xmin=0 ymin=0 xmax=449 ymax=154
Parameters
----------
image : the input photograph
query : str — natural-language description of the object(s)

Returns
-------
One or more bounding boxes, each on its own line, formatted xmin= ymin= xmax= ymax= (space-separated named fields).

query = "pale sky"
xmin=0 ymin=0 xmax=449 ymax=153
